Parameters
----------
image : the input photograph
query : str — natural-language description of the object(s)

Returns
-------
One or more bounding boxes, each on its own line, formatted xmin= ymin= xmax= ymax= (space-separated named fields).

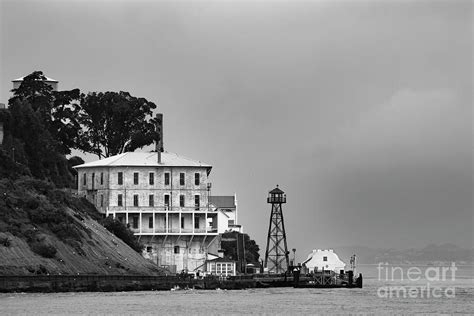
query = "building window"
xmin=228 ymin=219 xmax=234 ymax=226
xmin=134 ymin=172 xmax=139 ymax=185
xmin=323 ymin=256 xmax=328 ymax=262
xmin=181 ymin=216 xmax=185 ymax=229
xmin=132 ymin=216 xmax=138 ymax=229
xmin=100 ymin=194 xmax=104 ymax=207
xmin=179 ymin=173 xmax=185 ymax=186
xmin=148 ymin=216 xmax=153 ymax=229
xmin=194 ymin=195 xmax=200 ymax=211
xmin=164 ymin=194 xmax=170 ymax=210
xmin=149 ymin=194 xmax=154 ymax=207
xmin=83 ymin=173 xmax=87 ymax=186
xmin=92 ymin=173 xmax=95 ymax=187
xmin=164 ymin=172 xmax=170 ymax=185
xmin=100 ymin=172 xmax=104 ymax=185
xmin=118 ymin=194 xmax=123 ymax=206
xmin=133 ymin=194 xmax=139 ymax=207
xmin=146 ymin=246 xmax=152 ymax=253
xmin=174 ymin=246 xmax=180 ymax=254
xmin=195 ymin=173 xmax=200 ymax=186
xmin=149 ymin=172 xmax=154 ymax=185
xmin=194 ymin=216 xmax=200 ymax=229
xmin=118 ymin=172 xmax=123 ymax=185
xmin=180 ymin=195 xmax=185 ymax=207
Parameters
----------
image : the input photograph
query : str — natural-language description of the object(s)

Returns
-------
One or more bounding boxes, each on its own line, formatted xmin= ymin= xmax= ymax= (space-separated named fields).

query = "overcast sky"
xmin=1 ymin=0 xmax=472 ymax=260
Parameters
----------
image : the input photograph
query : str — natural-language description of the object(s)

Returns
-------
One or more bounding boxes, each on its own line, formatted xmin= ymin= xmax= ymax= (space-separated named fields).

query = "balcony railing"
xmin=131 ymin=227 xmax=219 ymax=234
xmin=108 ymin=206 xmax=210 ymax=212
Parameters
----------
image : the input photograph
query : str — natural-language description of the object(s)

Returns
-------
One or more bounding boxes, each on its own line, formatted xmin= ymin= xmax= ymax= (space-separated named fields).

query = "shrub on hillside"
xmin=31 ymin=242 xmax=57 ymax=258
xmin=101 ymin=216 xmax=143 ymax=253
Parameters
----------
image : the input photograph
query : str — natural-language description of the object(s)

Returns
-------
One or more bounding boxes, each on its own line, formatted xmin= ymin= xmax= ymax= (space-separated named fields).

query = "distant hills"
xmin=334 ymin=244 xmax=474 ymax=265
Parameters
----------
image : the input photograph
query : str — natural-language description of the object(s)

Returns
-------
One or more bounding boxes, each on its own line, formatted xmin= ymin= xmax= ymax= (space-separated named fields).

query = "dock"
xmin=0 ymin=272 xmax=362 ymax=293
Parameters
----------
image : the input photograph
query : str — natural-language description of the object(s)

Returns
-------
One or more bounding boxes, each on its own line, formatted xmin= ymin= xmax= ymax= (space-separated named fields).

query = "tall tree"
xmin=9 ymin=71 xmax=83 ymax=155
xmin=78 ymin=91 xmax=160 ymax=158
xmin=221 ymin=231 xmax=261 ymax=264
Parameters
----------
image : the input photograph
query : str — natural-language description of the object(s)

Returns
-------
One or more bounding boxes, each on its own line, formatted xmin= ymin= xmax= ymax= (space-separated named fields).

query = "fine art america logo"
xmin=377 ymin=262 xmax=457 ymax=299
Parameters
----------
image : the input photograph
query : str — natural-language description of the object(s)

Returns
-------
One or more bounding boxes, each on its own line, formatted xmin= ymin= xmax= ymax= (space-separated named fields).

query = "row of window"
xmin=83 ymin=171 xmax=202 ymax=186
xmin=83 ymin=172 xmax=105 ymax=186
xmin=146 ymin=246 xmax=205 ymax=254
xmin=210 ymin=263 xmax=234 ymax=276
xmin=117 ymin=194 xmax=201 ymax=208
xmin=126 ymin=215 xmax=203 ymax=230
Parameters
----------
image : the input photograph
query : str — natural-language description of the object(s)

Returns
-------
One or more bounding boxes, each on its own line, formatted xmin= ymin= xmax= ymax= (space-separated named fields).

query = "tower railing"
xmin=267 ymin=196 xmax=286 ymax=203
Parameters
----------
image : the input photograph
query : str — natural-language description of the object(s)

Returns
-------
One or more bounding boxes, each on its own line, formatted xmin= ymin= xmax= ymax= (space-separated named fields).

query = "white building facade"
xmin=303 ymin=249 xmax=346 ymax=272
xmin=75 ymin=151 xmax=239 ymax=273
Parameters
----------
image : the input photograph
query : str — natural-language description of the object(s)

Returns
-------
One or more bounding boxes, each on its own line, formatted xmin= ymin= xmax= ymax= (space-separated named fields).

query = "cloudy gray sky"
xmin=1 ymin=0 xmax=472 ymax=260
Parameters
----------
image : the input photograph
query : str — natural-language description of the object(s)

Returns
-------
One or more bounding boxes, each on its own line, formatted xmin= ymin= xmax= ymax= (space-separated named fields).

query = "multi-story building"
xmin=75 ymin=151 xmax=240 ymax=273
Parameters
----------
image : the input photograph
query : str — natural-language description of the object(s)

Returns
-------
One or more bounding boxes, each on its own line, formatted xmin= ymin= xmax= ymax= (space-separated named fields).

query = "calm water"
xmin=1 ymin=265 xmax=473 ymax=315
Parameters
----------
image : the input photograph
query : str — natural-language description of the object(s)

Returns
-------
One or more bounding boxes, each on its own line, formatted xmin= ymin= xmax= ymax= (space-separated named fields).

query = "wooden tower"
xmin=264 ymin=185 xmax=290 ymax=273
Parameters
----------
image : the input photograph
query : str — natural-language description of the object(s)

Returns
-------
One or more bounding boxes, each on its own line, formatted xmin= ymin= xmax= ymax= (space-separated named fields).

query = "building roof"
xmin=209 ymin=196 xmax=236 ymax=209
xmin=269 ymin=186 xmax=284 ymax=194
xmin=74 ymin=151 xmax=212 ymax=169
xmin=206 ymin=257 xmax=236 ymax=263
xmin=12 ymin=76 xmax=58 ymax=83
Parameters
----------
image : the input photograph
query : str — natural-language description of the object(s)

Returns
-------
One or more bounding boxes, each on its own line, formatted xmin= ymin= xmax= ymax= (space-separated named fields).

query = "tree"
xmin=6 ymin=98 xmax=73 ymax=187
xmin=10 ymin=71 xmax=83 ymax=155
xmin=4 ymin=71 xmax=79 ymax=187
xmin=77 ymin=91 xmax=161 ymax=158
xmin=100 ymin=216 xmax=144 ymax=253
xmin=9 ymin=71 xmax=162 ymax=159
xmin=68 ymin=156 xmax=85 ymax=175
xmin=221 ymin=231 xmax=261 ymax=264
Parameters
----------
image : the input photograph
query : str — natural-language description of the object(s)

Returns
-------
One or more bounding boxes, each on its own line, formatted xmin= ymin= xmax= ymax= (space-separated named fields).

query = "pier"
xmin=0 ymin=272 xmax=362 ymax=293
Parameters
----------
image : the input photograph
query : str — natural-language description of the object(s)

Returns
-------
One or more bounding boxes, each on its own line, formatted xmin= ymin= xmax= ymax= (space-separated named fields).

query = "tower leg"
xmin=264 ymin=203 xmax=289 ymax=273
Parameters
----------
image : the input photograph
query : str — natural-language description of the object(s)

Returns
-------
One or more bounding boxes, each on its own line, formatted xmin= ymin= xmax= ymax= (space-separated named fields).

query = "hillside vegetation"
xmin=0 ymin=71 xmax=167 ymax=276
xmin=0 ymin=168 xmax=165 ymax=275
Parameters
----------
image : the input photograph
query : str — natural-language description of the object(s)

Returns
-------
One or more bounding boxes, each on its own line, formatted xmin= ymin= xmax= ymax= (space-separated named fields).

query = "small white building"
xmin=303 ymin=249 xmax=346 ymax=272
xmin=206 ymin=257 xmax=237 ymax=277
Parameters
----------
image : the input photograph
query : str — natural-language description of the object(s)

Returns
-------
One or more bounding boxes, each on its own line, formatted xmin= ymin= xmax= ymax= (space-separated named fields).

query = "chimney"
xmin=156 ymin=113 xmax=163 ymax=163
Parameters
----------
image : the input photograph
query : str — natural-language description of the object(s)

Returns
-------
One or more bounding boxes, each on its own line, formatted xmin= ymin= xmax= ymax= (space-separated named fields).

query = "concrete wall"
xmin=141 ymin=235 xmax=220 ymax=272
xmin=216 ymin=208 xmax=238 ymax=233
